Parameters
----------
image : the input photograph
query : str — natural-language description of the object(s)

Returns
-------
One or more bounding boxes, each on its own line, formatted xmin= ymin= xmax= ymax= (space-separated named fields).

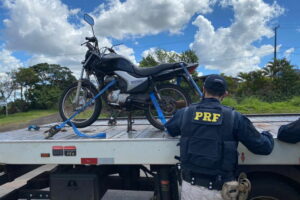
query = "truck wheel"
xmin=249 ymin=177 xmax=300 ymax=200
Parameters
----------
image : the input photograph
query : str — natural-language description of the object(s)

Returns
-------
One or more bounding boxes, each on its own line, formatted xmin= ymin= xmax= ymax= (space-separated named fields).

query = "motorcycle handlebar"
xmin=107 ymin=48 xmax=116 ymax=53
xmin=86 ymin=42 xmax=94 ymax=50
xmin=85 ymin=36 xmax=97 ymax=43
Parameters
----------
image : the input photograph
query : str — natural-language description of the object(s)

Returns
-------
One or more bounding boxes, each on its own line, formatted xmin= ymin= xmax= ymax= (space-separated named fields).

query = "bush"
xmin=223 ymin=97 xmax=238 ymax=108
xmin=7 ymin=99 xmax=30 ymax=114
xmin=289 ymin=96 xmax=300 ymax=107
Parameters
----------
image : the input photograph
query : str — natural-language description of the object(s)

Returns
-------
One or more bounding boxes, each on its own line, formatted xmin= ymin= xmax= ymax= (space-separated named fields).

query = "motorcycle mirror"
xmin=84 ymin=14 xmax=94 ymax=26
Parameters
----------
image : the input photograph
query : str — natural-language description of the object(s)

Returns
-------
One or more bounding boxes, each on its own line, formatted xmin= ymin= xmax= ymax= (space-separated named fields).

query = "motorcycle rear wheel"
xmin=59 ymin=81 xmax=102 ymax=128
xmin=145 ymin=84 xmax=191 ymax=130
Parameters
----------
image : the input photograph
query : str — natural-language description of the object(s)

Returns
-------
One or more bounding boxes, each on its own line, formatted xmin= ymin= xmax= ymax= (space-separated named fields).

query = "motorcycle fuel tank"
xmin=96 ymin=53 xmax=136 ymax=74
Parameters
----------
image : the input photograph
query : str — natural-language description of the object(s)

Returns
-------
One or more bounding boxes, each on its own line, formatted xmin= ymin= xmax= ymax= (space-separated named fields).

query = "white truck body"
xmin=0 ymin=115 xmax=299 ymax=165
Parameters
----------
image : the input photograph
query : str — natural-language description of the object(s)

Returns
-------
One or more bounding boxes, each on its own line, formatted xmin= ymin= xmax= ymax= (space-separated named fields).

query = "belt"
xmin=182 ymin=171 xmax=224 ymax=191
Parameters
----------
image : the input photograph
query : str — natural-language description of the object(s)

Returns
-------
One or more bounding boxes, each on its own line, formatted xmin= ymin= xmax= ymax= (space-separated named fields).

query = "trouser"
xmin=181 ymin=180 xmax=223 ymax=200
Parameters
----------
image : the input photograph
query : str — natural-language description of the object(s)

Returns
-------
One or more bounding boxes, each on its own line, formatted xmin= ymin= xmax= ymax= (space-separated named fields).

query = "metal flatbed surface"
xmin=0 ymin=115 xmax=299 ymax=165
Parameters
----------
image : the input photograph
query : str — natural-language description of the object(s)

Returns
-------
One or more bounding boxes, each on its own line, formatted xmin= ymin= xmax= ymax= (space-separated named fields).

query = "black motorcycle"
xmin=58 ymin=14 xmax=201 ymax=130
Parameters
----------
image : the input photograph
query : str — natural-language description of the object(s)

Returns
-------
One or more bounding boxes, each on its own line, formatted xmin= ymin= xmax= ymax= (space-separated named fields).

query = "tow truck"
xmin=0 ymin=114 xmax=299 ymax=200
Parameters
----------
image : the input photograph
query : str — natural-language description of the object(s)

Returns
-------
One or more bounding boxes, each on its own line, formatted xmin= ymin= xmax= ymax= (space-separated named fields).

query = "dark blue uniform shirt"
xmin=165 ymin=98 xmax=274 ymax=155
xmin=278 ymin=118 xmax=300 ymax=143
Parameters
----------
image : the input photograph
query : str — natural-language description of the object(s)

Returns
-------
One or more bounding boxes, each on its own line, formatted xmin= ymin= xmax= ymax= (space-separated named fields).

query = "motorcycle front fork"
xmin=74 ymin=68 xmax=88 ymax=109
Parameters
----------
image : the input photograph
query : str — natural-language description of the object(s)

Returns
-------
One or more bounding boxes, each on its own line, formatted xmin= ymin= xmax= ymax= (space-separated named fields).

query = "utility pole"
xmin=274 ymin=25 xmax=280 ymax=62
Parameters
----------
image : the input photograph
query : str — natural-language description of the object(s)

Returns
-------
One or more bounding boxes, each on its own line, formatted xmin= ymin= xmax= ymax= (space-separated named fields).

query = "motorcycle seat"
xmin=133 ymin=63 xmax=181 ymax=76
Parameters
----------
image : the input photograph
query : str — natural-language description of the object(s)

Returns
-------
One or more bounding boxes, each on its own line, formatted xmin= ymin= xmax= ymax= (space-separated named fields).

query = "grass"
xmin=0 ymin=96 xmax=299 ymax=127
xmin=0 ymin=109 xmax=57 ymax=126
xmin=223 ymin=96 xmax=300 ymax=114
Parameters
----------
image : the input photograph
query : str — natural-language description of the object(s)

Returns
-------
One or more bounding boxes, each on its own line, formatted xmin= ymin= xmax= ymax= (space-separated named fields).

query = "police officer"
xmin=165 ymin=74 xmax=274 ymax=200
xmin=278 ymin=118 xmax=300 ymax=143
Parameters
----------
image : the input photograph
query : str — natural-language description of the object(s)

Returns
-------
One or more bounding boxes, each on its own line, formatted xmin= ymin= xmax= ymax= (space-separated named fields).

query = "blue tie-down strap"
xmin=150 ymin=92 xmax=167 ymax=125
xmin=28 ymin=125 xmax=40 ymax=131
xmin=44 ymin=80 xmax=116 ymax=139
xmin=70 ymin=122 xmax=106 ymax=138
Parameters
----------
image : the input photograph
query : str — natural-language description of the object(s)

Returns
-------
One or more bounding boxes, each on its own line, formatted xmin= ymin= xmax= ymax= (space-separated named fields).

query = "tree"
xmin=180 ymin=50 xmax=198 ymax=63
xmin=271 ymin=59 xmax=300 ymax=98
xmin=32 ymin=63 xmax=76 ymax=89
xmin=0 ymin=72 xmax=17 ymax=101
xmin=263 ymin=59 xmax=291 ymax=79
xmin=236 ymin=58 xmax=300 ymax=101
xmin=24 ymin=63 xmax=76 ymax=109
xmin=11 ymin=63 xmax=76 ymax=109
xmin=14 ymin=68 xmax=39 ymax=100
xmin=139 ymin=55 xmax=158 ymax=67
xmin=139 ymin=49 xmax=199 ymax=67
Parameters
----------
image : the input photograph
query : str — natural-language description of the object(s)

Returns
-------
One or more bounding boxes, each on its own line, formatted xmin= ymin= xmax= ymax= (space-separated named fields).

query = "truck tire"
xmin=249 ymin=177 xmax=300 ymax=200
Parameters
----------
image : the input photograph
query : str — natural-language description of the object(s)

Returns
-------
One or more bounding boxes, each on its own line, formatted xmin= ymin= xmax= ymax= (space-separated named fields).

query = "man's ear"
xmin=224 ymin=91 xmax=229 ymax=97
xmin=220 ymin=91 xmax=228 ymax=101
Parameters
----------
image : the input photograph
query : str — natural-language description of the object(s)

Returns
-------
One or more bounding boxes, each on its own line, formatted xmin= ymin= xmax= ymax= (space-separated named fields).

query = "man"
xmin=278 ymin=118 xmax=300 ymax=143
xmin=165 ymin=74 xmax=274 ymax=200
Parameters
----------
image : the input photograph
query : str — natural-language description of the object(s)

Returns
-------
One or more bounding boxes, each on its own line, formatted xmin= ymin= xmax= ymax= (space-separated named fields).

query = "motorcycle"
xmin=58 ymin=14 xmax=202 ymax=131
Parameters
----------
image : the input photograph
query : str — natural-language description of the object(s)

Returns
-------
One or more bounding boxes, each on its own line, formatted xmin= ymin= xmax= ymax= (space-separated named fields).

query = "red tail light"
xmin=188 ymin=65 xmax=198 ymax=73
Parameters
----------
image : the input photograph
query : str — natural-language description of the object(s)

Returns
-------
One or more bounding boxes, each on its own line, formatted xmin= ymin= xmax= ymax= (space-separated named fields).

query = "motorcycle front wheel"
xmin=145 ymin=84 xmax=191 ymax=130
xmin=59 ymin=81 xmax=102 ymax=128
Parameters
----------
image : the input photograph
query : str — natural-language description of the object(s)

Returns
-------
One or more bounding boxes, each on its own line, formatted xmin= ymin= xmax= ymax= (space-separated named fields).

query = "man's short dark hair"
xmin=204 ymin=74 xmax=227 ymax=97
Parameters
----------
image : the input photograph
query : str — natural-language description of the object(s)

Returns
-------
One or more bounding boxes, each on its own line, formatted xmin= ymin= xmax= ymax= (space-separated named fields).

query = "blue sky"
xmin=0 ymin=0 xmax=299 ymax=77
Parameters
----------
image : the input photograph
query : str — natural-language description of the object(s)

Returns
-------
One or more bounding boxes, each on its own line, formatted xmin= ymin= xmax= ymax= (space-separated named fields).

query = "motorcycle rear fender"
xmin=153 ymin=64 xmax=198 ymax=81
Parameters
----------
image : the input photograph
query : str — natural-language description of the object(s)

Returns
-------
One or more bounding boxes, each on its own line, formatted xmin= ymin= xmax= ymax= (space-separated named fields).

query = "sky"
xmin=0 ymin=0 xmax=299 ymax=77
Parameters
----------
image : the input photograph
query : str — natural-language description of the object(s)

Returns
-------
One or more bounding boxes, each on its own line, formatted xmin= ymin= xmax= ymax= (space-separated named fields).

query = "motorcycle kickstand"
xmin=127 ymin=111 xmax=136 ymax=133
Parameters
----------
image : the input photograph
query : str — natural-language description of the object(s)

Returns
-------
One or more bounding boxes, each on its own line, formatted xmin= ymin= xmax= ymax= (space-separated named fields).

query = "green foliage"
xmin=15 ymin=68 xmax=39 ymax=87
xmin=11 ymin=63 xmax=76 ymax=111
xmin=222 ymin=96 xmax=300 ymax=114
xmin=180 ymin=50 xmax=198 ymax=63
xmin=31 ymin=63 xmax=76 ymax=90
xmin=222 ymin=97 xmax=238 ymax=108
xmin=139 ymin=49 xmax=199 ymax=68
xmin=27 ymin=85 xmax=62 ymax=109
xmin=289 ymin=96 xmax=300 ymax=107
xmin=235 ymin=58 xmax=300 ymax=102
xmin=139 ymin=55 xmax=158 ymax=67
xmin=6 ymin=99 xmax=30 ymax=114
xmin=0 ymin=72 xmax=17 ymax=101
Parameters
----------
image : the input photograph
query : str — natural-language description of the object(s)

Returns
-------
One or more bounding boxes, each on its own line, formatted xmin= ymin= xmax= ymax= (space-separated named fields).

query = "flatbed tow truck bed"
xmin=0 ymin=114 xmax=300 ymax=200
xmin=0 ymin=114 xmax=299 ymax=165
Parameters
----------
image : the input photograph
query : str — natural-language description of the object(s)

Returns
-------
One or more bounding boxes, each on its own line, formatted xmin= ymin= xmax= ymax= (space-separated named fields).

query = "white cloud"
xmin=142 ymin=47 xmax=158 ymax=58
xmin=92 ymin=0 xmax=216 ymax=39
xmin=2 ymin=0 xmax=136 ymax=73
xmin=3 ymin=0 xmax=85 ymax=56
xmin=0 ymin=48 xmax=23 ymax=73
xmin=142 ymin=48 xmax=181 ymax=63
xmin=115 ymin=45 xmax=138 ymax=65
xmin=196 ymin=70 xmax=204 ymax=77
xmin=284 ymin=48 xmax=294 ymax=59
xmin=190 ymin=0 xmax=284 ymax=75
xmin=1 ymin=0 xmax=285 ymax=77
